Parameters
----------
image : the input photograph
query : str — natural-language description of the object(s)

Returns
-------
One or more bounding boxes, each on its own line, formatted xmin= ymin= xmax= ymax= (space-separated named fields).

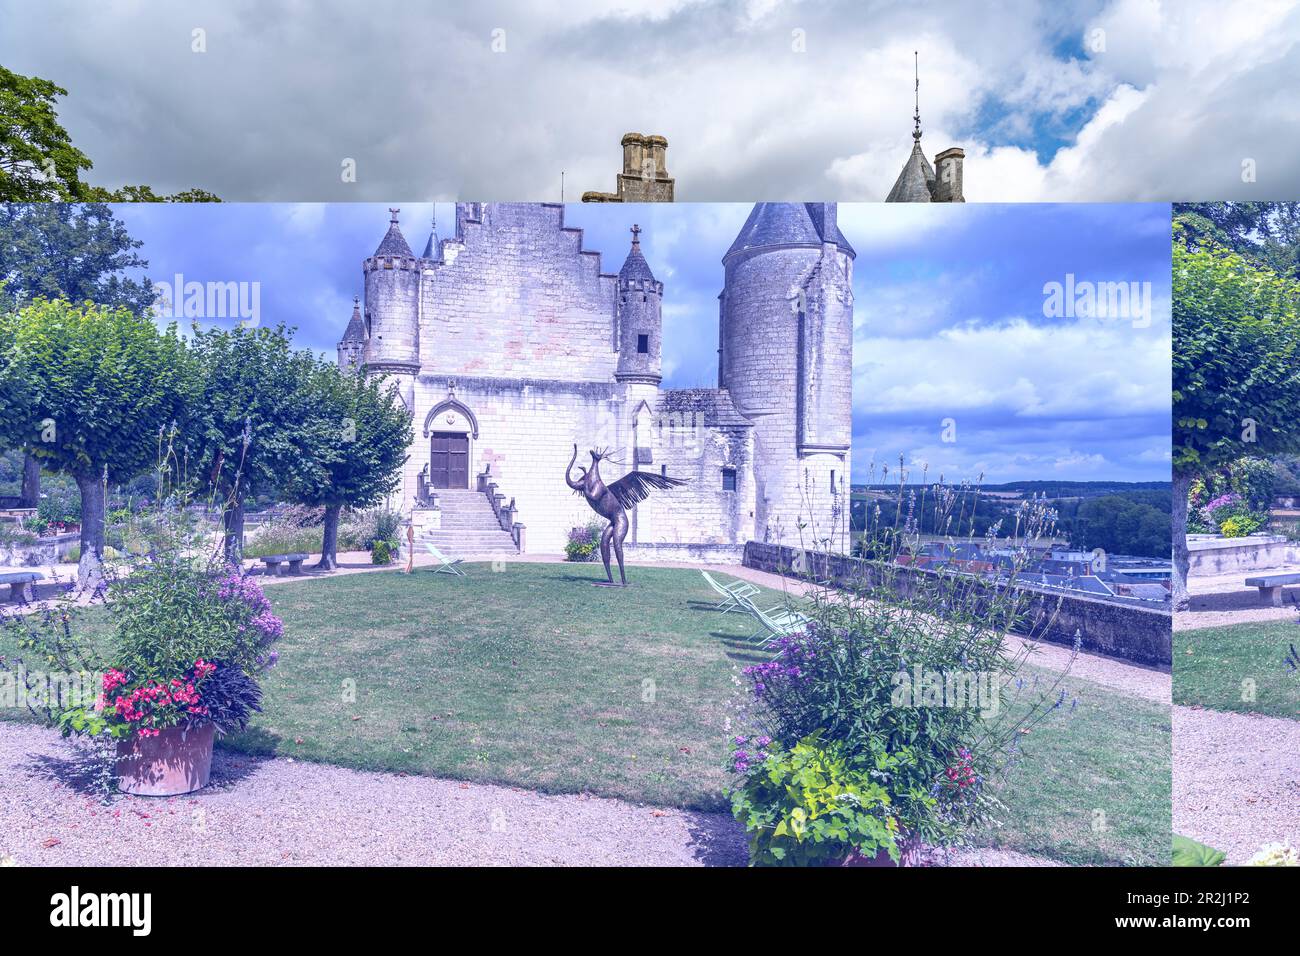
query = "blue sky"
xmin=115 ymin=201 xmax=1171 ymax=485
xmin=5 ymin=0 xmax=1298 ymax=201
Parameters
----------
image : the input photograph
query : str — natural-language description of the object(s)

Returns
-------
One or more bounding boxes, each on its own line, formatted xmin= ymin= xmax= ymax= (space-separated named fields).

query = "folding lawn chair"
xmin=700 ymin=569 xmax=760 ymax=613
xmin=425 ymin=543 xmax=466 ymax=576
xmin=735 ymin=592 xmax=811 ymax=647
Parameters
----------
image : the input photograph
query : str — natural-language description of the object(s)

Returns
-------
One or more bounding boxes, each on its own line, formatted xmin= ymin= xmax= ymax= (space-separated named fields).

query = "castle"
xmin=337 ymin=203 xmax=854 ymax=557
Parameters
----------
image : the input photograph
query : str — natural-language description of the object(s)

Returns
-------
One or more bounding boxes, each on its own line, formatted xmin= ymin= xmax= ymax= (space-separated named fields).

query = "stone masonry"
xmin=338 ymin=203 xmax=853 ymax=555
xmin=581 ymin=133 xmax=675 ymax=203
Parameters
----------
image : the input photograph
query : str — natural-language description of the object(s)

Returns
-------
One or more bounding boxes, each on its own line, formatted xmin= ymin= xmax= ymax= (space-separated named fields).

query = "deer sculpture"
xmin=565 ymin=444 xmax=686 ymax=586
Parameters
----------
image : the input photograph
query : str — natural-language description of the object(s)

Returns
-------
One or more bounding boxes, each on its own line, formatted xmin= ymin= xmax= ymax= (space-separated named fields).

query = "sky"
xmin=2 ymin=0 xmax=1298 ymax=201
xmin=114 ymin=200 xmax=1172 ymax=486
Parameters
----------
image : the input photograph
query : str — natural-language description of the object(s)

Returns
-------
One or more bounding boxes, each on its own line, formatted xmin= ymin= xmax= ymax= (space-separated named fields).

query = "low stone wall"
xmin=1187 ymin=534 xmax=1297 ymax=575
xmin=0 ymin=532 xmax=78 ymax=567
xmin=743 ymin=542 xmax=1172 ymax=667
xmin=625 ymin=542 xmax=747 ymax=564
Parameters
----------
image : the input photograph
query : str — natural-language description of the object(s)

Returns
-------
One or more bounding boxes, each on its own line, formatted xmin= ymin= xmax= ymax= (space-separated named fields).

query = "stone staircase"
xmin=416 ymin=489 xmax=519 ymax=556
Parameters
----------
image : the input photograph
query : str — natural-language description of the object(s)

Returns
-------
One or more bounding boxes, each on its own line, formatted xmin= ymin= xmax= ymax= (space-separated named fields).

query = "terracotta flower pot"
xmin=115 ymin=722 xmax=215 ymax=796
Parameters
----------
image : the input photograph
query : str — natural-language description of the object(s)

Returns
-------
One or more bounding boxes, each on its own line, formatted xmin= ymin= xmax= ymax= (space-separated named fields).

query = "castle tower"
xmin=361 ymin=208 xmax=419 ymax=478
xmin=336 ymin=296 xmax=366 ymax=372
xmin=362 ymin=208 xmax=421 ymax=376
xmin=720 ymin=203 xmax=854 ymax=547
xmin=615 ymin=224 xmax=663 ymax=386
xmin=886 ymin=54 xmax=965 ymax=203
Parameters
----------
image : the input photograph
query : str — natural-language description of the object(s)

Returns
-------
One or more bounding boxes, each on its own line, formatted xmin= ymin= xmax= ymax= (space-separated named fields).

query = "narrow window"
xmin=660 ymin=465 xmax=667 ymax=477
xmin=830 ymin=469 xmax=836 ymax=493
xmin=722 ymin=467 xmax=737 ymax=492
xmin=637 ymin=334 xmax=649 ymax=354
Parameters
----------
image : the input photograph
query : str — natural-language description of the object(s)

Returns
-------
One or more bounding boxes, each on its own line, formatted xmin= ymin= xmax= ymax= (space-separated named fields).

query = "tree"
xmin=1174 ymin=202 xmax=1300 ymax=278
xmin=0 ymin=203 xmax=156 ymax=313
xmin=0 ymin=300 xmax=191 ymax=587
xmin=185 ymin=325 xmax=318 ymax=563
xmin=281 ymin=365 xmax=412 ymax=569
xmin=0 ymin=203 xmax=158 ymax=507
xmin=1172 ymin=222 xmax=1300 ymax=608
xmin=0 ymin=65 xmax=94 ymax=201
xmin=1 ymin=66 xmax=219 ymax=202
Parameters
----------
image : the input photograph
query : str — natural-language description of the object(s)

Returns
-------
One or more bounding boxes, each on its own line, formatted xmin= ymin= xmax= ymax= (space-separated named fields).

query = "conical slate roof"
xmin=340 ymin=298 xmax=365 ymax=343
xmin=373 ymin=212 xmax=414 ymax=257
xmin=885 ymin=138 xmax=936 ymax=203
xmin=421 ymin=214 xmax=439 ymax=259
xmin=724 ymin=203 xmax=855 ymax=261
xmin=618 ymin=225 xmax=656 ymax=283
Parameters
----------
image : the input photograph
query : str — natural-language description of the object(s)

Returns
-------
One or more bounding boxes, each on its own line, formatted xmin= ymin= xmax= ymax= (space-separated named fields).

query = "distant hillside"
xmin=850 ymin=480 xmax=1171 ymax=559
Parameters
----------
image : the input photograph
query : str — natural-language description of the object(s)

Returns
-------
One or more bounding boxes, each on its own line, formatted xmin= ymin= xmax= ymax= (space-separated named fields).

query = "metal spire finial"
xmin=913 ymin=51 xmax=922 ymax=141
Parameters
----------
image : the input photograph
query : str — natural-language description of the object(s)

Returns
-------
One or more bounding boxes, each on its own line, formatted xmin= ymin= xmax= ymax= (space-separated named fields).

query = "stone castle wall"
xmin=418 ymin=204 xmax=619 ymax=382
xmin=407 ymin=375 xmax=753 ymax=553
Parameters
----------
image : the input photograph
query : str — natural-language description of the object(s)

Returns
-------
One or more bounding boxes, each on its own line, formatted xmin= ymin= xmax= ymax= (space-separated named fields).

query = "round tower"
xmin=720 ymin=203 xmax=854 ymax=548
xmin=362 ymin=208 xmax=421 ymax=376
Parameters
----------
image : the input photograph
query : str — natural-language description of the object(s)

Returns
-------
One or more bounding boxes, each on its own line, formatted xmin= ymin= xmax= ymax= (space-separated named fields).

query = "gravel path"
xmin=0 ymin=722 xmax=1057 ymax=867
xmin=1172 ymin=705 xmax=1300 ymax=864
xmin=1175 ymin=567 xmax=1300 ymax=631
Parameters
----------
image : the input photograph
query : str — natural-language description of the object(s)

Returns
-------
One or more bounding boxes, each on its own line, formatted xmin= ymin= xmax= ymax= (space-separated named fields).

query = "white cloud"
xmin=6 ymin=0 xmax=1292 ymax=200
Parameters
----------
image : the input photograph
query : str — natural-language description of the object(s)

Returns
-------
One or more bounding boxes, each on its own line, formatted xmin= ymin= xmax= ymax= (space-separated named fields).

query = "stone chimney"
xmin=583 ymin=132 xmax=674 ymax=203
xmin=932 ymin=147 xmax=965 ymax=203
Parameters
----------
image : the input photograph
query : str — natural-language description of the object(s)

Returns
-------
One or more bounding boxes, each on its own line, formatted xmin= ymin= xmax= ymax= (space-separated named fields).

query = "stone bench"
xmin=260 ymin=553 xmax=310 ymax=577
xmin=1244 ymin=572 xmax=1300 ymax=606
xmin=0 ymin=570 xmax=44 ymax=602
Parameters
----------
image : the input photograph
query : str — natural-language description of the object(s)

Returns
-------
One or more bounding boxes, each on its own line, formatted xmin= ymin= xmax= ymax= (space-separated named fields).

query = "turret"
xmin=720 ymin=203 xmax=853 ymax=545
xmin=337 ymin=296 xmax=366 ymax=372
xmin=362 ymin=208 xmax=421 ymax=374
xmin=886 ymin=54 xmax=965 ymax=203
xmin=615 ymin=224 xmax=663 ymax=385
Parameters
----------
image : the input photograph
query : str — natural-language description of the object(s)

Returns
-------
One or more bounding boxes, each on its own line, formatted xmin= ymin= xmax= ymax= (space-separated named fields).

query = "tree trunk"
xmin=222 ymin=498 xmax=245 ymax=567
xmin=315 ymin=503 xmax=341 ymax=571
xmin=74 ymin=473 xmax=107 ymax=592
xmin=19 ymin=453 xmax=40 ymax=509
xmin=1172 ymin=470 xmax=1193 ymax=612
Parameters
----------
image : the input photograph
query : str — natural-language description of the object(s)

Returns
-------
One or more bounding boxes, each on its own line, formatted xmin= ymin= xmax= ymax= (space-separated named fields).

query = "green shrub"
xmin=1218 ymin=515 xmax=1261 ymax=538
xmin=730 ymin=734 xmax=899 ymax=866
xmin=371 ymin=539 xmax=393 ymax=565
xmin=341 ymin=506 xmax=404 ymax=552
xmin=243 ymin=525 xmax=324 ymax=559
xmin=1172 ymin=834 xmax=1226 ymax=866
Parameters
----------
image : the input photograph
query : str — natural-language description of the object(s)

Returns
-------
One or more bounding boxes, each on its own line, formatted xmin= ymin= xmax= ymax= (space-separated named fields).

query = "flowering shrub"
xmin=4 ymin=518 xmax=280 ymax=744
xmin=111 ymin=558 xmax=283 ymax=679
xmin=62 ymin=660 xmax=217 ymax=740
xmin=728 ymin=474 xmax=1076 ymax=864
xmin=564 ymin=523 xmax=602 ymax=562
xmin=1200 ymin=489 xmax=1268 ymax=537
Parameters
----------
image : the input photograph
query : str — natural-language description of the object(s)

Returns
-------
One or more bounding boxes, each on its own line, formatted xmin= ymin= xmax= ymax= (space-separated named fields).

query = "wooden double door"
xmin=429 ymin=432 xmax=469 ymax=488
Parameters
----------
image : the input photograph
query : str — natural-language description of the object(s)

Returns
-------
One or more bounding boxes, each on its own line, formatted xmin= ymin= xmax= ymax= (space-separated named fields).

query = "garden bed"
xmin=0 ymin=562 xmax=1170 ymax=864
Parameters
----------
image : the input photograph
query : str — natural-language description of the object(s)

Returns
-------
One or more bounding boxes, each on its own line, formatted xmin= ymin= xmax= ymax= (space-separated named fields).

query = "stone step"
xmin=418 ymin=533 xmax=516 ymax=544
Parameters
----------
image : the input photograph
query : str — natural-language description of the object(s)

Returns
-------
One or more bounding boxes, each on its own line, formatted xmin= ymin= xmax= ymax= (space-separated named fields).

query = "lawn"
xmin=0 ymin=561 xmax=1169 ymax=864
xmin=1174 ymin=621 xmax=1300 ymax=720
